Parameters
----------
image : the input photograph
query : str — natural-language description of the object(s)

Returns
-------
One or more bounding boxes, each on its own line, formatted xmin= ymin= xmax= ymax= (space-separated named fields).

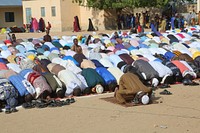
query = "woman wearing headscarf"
xmin=39 ymin=18 xmax=45 ymax=32
xmin=32 ymin=18 xmax=39 ymax=32
xmin=73 ymin=16 xmax=81 ymax=32
xmin=87 ymin=18 xmax=95 ymax=31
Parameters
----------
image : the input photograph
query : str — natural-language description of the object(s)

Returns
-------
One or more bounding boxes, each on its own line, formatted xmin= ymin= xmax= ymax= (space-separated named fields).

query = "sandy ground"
xmin=0 ymin=30 xmax=118 ymax=40
xmin=0 ymin=31 xmax=200 ymax=133
xmin=0 ymin=83 xmax=200 ymax=133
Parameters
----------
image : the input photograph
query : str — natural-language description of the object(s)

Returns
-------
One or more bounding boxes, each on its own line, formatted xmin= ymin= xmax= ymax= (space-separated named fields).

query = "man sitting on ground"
xmin=43 ymin=30 xmax=52 ymax=42
xmin=71 ymin=38 xmax=83 ymax=54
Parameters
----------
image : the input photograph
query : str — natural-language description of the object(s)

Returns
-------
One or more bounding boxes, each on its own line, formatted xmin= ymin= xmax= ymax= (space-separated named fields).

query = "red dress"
xmin=73 ymin=20 xmax=79 ymax=32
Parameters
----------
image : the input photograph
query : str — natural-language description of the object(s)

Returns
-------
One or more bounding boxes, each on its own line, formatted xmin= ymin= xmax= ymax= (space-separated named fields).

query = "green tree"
xmin=72 ymin=0 xmax=170 ymax=10
xmin=73 ymin=0 xmax=195 ymax=10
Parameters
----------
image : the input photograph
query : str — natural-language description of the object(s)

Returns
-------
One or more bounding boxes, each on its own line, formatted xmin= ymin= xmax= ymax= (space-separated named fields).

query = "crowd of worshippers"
xmin=117 ymin=11 xmax=150 ymax=30
xmin=120 ymin=10 xmax=200 ymax=35
xmin=1 ymin=24 xmax=200 ymax=113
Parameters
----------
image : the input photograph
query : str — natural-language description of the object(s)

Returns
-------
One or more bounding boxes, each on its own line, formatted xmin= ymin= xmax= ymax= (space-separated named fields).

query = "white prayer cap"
xmin=152 ymin=78 xmax=159 ymax=87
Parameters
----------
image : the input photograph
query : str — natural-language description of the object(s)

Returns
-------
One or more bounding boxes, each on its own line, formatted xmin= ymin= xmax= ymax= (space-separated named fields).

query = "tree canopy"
xmin=73 ymin=0 xmax=170 ymax=9
xmin=72 ymin=0 xmax=196 ymax=10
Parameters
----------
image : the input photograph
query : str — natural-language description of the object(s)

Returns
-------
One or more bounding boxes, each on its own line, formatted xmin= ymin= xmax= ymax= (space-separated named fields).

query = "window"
xmin=5 ymin=12 xmax=14 ymax=22
xmin=51 ymin=6 xmax=56 ymax=17
xmin=41 ymin=7 xmax=45 ymax=17
xmin=25 ymin=8 xmax=32 ymax=24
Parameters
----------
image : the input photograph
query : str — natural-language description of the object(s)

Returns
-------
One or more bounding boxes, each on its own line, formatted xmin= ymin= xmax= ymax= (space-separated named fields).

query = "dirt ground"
xmin=0 ymin=30 xmax=118 ymax=40
xmin=0 ymin=31 xmax=200 ymax=133
xmin=0 ymin=83 xmax=200 ymax=133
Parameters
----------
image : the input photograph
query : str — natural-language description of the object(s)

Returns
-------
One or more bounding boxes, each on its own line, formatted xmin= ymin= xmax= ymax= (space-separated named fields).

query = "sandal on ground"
xmin=62 ymin=100 xmax=70 ymax=106
xmin=35 ymin=102 xmax=48 ymax=108
xmin=47 ymin=100 xmax=64 ymax=107
xmin=70 ymin=98 xmax=75 ymax=103
xmin=47 ymin=100 xmax=57 ymax=107
xmin=65 ymin=99 xmax=71 ymax=105
xmin=159 ymin=84 xmax=170 ymax=89
xmin=160 ymin=89 xmax=172 ymax=95
xmin=48 ymin=103 xmax=57 ymax=107
xmin=183 ymin=79 xmax=192 ymax=86
xmin=22 ymin=102 xmax=34 ymax=109
xmin=55 ymin=100 xmax=63 ymax=107
xmin=5 ymin=108 xmax=11 ymax=114
xmin=189 ymin=82 xmax=199 ymax=86
xmin=151 ymin=86 xmax=158 ymax=91
xmin=31 ymin=100 xmax=38 ymax=107
xmin=11 ymin=108 xmax=18 ymax=113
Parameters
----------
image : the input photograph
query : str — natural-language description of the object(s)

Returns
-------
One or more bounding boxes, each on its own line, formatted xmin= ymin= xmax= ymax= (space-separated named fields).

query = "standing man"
xmin=46 ymin=22 xmax=51 ymax=31
xmin=187 ymin=12 xmax=192 ymax=26
xmin=117 ymin=14 xmax=122 ymax=30
xmin=131 ymin=14 xmax=136 ymax=28
xmin=160 ymin=16 xmax=167 ymax=32
xmin=171 ymin=14 xmax=175 ymax=30
xmin=191 ymin=10 xmax=196 ymax=26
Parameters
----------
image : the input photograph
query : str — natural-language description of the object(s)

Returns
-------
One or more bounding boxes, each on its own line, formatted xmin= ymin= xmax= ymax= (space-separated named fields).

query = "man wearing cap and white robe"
xmin=58 ymin=69 xmax=88 ymax=96
xmin=107 ymin=67 xmax=124 ymax=85
xmin=109 ymin=54 xmax=123 ymax=67
xmin=148 ymin=61 xmax=173 ymax=84
xmin=56 ymin=59 xmax=89 ymax=88
xmin=99 ymin=57 xmax=114 ymax=68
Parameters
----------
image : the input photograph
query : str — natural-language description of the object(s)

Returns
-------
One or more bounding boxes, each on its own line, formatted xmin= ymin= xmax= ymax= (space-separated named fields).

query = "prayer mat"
xmin=100 ymin=97 xmax=159 ymax=107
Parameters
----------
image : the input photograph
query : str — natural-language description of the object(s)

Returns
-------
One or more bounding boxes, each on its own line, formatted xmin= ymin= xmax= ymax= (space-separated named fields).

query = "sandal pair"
xmin=34 ymin=100 xmax=48 ymax=109
xmin=5 ymin=108 xmax=11 ymax=114
xmin=69 ymin=98 xmax=75 ymax=103
xmin=47 ymin=100 xmax=57 ymax=107
xmin=160 ymin=89 xmax=172 ymax=95
xmin=48 ymin=100 xmax=63 ymax=107
xmin=22 ymin=102 xmax=35 ymax=109
xmin=65 ymin=98 xmax=75 ymax=104
xmin=48 ymin=99 xmax=71 ymax=107
xmin=35 ymin=103 xmax=48 ymax=108
xmin=5 ymin=108 xmax=18 ymax=114
xmin=62 ymin=100 xmax=70 ymax=106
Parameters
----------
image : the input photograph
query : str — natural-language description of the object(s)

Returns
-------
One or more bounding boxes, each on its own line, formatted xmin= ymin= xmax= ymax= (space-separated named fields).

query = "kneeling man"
xmin=115 ymin=72 xmax=152 ymax=105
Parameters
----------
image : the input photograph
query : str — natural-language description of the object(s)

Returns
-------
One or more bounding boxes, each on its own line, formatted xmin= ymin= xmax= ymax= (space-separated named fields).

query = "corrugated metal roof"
xmin=0 ymin=0 xmax=22 ymax=7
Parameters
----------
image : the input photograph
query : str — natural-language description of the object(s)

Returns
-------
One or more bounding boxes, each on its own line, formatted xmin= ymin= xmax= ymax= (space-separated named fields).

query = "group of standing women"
xmin=73 ymin=16 xmax=95 ymax=32
xmin=29 ymin=18 xmax=51 ymax=33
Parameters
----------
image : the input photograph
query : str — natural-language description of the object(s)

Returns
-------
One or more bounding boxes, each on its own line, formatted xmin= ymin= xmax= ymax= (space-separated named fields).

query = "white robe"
xmin=58 ymin=70 xmax=87 ymax=96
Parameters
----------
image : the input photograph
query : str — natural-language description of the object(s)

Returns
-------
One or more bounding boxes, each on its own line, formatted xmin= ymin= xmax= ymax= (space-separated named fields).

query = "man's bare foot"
xmin=114 ymin=87 xmax=119 ymax=97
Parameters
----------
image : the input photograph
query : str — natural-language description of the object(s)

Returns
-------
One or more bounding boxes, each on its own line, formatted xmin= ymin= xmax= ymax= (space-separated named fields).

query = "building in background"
xmin=22 ymin=0 xmax=105 ymax=32
xmin=0 ymin=0 xmax=23 ymax=28
xmin=1 ymin=0 xmax=198 ymax=32
xmin=198 ymin=0 xmax=200 ymax=12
